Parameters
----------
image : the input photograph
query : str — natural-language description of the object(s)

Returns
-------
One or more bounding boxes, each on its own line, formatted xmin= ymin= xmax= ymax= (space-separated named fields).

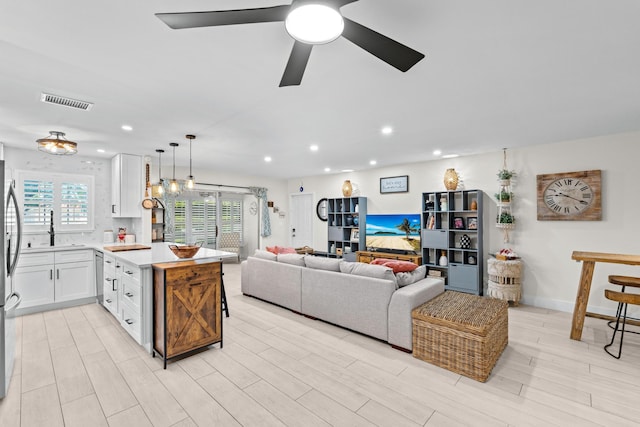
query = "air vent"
xmin=40 ymin=93 xmax=94 ymax=111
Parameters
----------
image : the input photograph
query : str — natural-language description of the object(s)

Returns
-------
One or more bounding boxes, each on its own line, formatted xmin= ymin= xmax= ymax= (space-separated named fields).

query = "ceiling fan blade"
xmin=333 ymin=0 xmax=360 ymax=7
xmin=341 ymin=17 xmax=425 ymax=72
xmin=279 ymin=42 xmax=313 ymax=87
xmin=156 ymin=6 xmax=290 ymax=29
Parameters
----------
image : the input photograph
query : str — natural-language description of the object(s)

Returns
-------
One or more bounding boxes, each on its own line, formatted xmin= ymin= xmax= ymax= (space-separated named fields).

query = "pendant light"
xmin=185 ymin=134 xmax=196 ymax=190
xmin=153 ymin=149 xmax=165 ymax=195
xmin=36 ymin=130 xmax=78 ymax=155
xmin=169 ymin=142 xmax=180 ymax=194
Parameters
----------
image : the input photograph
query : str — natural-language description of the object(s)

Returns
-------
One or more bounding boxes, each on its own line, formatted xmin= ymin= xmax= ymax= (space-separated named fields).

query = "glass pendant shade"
xmin=153 ymin=149 xmax=164 ymax=196
xmin=169 ymin=142 xmax=180 ymax=194
xmin=185 ymin=134 xmax=195 ymax=190
xmin=285 ymin=4 xmax=344 ymax=44
xmin=37 ymin=131 xmax=78 ymax=155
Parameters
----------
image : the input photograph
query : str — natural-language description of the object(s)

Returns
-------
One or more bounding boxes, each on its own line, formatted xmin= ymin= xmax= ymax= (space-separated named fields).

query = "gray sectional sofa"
xmin=240 ymin=251 xmax=445 ymax=350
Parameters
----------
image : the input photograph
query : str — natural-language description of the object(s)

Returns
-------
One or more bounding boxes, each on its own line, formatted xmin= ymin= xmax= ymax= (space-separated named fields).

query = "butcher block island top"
xmin=98 ymin=242 xmax=237 ymax=267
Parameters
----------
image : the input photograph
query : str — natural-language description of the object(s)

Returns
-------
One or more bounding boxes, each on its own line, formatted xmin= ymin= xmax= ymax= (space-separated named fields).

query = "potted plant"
xmin=494 ymin=190 xmax=513 ymax=203
xmin=497 ymin=169 xmax=515 ymax=186
xmin=496 ymin=212 xmax=515 ymax=228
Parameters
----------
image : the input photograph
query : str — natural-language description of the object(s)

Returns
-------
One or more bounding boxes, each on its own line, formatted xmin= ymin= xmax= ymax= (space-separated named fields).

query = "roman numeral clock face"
xmin=537 ymin=170 xmax=602 ymax=221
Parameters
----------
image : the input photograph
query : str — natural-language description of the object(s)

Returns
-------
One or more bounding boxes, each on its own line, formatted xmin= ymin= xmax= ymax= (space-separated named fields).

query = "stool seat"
xmin=605 ymin=289 xmax=640 ymax=305
xmin=608 ymin=275 xmax=640 ymax=288
xmin=604 ymin=288 xmax=640 ymax=359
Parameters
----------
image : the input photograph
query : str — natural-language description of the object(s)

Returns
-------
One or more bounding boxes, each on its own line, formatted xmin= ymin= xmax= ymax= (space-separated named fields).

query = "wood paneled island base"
xmin=152 ymin=259 xmax=223 ymax=368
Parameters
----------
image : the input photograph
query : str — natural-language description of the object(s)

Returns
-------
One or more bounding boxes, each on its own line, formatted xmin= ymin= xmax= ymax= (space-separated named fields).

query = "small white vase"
xmin=439 ymin=252 xmax=448 ymax=266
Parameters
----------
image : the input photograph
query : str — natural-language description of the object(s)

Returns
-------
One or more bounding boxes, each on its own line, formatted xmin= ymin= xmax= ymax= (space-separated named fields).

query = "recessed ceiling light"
xmin=310 ymin=145 xmax=319 ymax=152
xmin=369 ymin=160 xmax=377 ymax=165
xmin=121 ymin=125 xmax=133 ymax=132
xmin=97 ymin=149 xmax=105 ymax=153
xmin=381 ymin=126 xmax=393 ymax=135
xmin=442 ymin=154 xmax=459 ymax=159
xmin=324 ymin=167 xmax=331 ymax=172
xmin=433 ymin=149 xmax=442 ymax=156
xmin=264 ymin=156 xmax=272 ymax=162
xmin=341 ymin=169 xmax=354 ymax=173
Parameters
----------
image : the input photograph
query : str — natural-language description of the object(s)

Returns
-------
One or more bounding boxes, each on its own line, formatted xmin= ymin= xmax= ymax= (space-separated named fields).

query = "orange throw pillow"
xmin=371 ymin=259 xmax=418 ymax=273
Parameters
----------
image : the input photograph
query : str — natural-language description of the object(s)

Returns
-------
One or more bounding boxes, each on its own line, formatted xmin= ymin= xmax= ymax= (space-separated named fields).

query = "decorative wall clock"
xmin=536 ymin=169 xmax=601 ymax=221
xmin=316 ymin=198 xmax=328 ymax=221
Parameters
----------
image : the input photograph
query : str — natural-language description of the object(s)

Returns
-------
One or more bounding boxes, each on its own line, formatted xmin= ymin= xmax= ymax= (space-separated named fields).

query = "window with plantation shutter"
xmin=165 ymin=193 xmax=241 ymax=248
xmin=17 ymin=171 xmax=94 ymax=232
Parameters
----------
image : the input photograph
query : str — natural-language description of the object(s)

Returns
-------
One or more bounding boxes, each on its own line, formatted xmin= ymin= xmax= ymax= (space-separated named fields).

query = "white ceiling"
xmin=1 ymin=0 xmax=639 ymax=178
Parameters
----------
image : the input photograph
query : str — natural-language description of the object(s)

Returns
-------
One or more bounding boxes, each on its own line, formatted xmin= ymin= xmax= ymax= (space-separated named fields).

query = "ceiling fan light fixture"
xmin=36 ymin=131 xmax=78 ymax=155
xmin=285 ymin=4 xmax=344 ymax=44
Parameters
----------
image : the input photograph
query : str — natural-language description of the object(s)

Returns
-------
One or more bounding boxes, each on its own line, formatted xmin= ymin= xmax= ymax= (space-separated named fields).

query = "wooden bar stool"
xmin=607 ymin=275 xmax=640 ymax=332
xmin=604 ymin=289 xmax=640 ymax=359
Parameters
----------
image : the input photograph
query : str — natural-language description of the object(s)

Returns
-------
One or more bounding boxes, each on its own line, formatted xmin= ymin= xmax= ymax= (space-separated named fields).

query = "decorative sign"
xmin=380 ymin=175 xmax=409 ymax=194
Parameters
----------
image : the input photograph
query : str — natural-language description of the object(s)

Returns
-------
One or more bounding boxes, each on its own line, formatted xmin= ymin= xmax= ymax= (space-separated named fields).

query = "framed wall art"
xmin=380 ymin=175 xmax=409 ymax=194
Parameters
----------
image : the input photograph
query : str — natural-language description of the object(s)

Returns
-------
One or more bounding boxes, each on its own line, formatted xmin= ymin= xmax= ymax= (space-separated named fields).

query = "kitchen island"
xmin=98 ymin=242 xmax=236 ymax=352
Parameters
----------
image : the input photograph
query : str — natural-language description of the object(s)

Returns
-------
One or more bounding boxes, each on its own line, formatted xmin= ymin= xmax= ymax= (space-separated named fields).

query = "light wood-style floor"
xmin=2 ymin=262 xmax=640 ymax=426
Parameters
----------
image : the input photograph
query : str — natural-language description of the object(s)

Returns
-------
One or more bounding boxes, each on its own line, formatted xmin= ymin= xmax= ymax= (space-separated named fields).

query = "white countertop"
xmin=22 ymin=242 xmax=237 ymax=268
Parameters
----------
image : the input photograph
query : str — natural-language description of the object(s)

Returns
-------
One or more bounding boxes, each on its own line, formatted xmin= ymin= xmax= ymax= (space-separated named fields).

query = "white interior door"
xmin=290 ymin=193 xmax=313 ymax=248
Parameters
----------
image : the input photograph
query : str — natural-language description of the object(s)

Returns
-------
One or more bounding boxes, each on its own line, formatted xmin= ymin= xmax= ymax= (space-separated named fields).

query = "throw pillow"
xmin=277 ymin=246 xmax=297 ymax=254
xmin=304 ymin=255 xmax=341 ymax=272
xmin=381 ymin=260 xmax=418 ymax=273
xmin=370 ymin=258 xmax=390 ymax=266
xmin=253 ymin=249 xmax=277 ymax=261
xmin=266 ymin=246 xmax=278 ymax=254
xmin=277 ymin=253 xmax=306 ymax=266
xmin=339 ymin=261 xmax=397 ymax=285
xmin=396 ymin=265 xmax=427 ymax=287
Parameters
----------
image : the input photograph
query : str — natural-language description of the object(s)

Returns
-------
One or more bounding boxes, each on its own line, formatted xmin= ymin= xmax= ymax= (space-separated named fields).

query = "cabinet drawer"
xmin=448 ymin=263 xmax=478 ymax=292
xmin=422 ymin=230 xmax=448 ymax=249
xmin=121 ymin=277 xmax=141 ymax=312
xmin=164 ymin=262 xmax=221 ymax=286
xmin=103 ymin=288 xmax=118 ymax=317
xmin=121 ymin=264 xmax=140 ymax=282
xmin=18 ymin=252 xmax=55 ymax=267
xmin=55 ymin=249 xmax=93 ymax=264
xmin=120 ymin=300 xmax=142 ymax=344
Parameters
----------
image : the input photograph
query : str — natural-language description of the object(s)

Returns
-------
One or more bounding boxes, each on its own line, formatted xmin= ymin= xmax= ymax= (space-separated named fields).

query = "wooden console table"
xmin=570 ymin=251 xmax=640 ymax=341
xmin=356 ymin=250 xmax=422 ymax=265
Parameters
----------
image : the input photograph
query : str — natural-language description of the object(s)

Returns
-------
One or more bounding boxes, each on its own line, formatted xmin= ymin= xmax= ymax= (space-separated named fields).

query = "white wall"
xmin=286 ymin=131 xmax=640 ymax=316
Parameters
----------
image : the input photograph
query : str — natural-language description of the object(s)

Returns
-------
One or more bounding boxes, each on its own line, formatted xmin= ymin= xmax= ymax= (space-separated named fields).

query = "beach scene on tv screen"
xmin=365 ymin=214 xmax=421 ymax=252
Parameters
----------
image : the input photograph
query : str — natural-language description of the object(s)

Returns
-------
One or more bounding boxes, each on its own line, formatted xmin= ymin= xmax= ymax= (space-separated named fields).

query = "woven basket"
xmin=412 ymin=291 xmax=508 ymax=382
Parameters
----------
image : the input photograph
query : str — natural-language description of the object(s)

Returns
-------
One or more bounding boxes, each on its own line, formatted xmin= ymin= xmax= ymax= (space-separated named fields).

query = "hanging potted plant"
xmin=497 ymin=169 xmax=515 ymax=186
xmin=496 ymin=212 xmax=515 ymax=229
xmin=494 ymin=190 xmax=513 ymax=203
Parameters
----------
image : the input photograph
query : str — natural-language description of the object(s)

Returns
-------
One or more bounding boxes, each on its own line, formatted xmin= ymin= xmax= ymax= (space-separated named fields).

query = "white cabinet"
xmin=103 ymin=253 xmax=142 ymax=344
xmin=111 ymin=153 xmax=143 ymax=218
xmin=15 ymin=249 xmax=95 ymax=311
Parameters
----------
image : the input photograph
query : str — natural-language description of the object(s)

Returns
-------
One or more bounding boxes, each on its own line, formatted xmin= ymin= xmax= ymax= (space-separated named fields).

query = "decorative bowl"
xmin=169 ymin=243 xmax=202 ymax=259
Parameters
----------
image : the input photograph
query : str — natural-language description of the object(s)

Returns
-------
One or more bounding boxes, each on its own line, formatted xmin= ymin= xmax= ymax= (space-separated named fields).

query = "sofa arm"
xmin=388 ymin=277 xmax=445 ymax=351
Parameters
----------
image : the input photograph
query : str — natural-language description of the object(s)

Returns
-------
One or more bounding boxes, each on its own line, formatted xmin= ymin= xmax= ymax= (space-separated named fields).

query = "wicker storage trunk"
xmin=412 ymin=291 xmax=508 ymax=382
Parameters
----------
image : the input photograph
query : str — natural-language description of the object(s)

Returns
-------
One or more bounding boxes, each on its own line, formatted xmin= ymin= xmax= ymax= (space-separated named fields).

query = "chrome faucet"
xmin=48 ymin=210 xmax=55 ymax=246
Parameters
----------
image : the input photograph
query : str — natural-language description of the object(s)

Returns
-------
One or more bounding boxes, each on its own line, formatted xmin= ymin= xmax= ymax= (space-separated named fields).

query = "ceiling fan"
xmin=156 ymin=0 xmax=425 ymax=87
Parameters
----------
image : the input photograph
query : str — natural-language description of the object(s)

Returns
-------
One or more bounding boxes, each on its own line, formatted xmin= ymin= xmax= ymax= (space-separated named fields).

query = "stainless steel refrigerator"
xmin=1 ymin=160 xmax=22 ymax=399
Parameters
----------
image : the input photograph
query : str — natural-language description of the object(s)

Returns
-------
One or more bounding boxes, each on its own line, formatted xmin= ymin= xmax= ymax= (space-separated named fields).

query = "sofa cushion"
xmin=277 ymin=253 xmax=306 ymax=266
xmin=396 ymin=265 xmax=427 ymax=287
xmin=340 ymin=261 xmax=397 ymax=286
xmin=304 ymin=255 xmax=341 ymax=272
xmin=254 ymin=249 xmax=277 ymax=261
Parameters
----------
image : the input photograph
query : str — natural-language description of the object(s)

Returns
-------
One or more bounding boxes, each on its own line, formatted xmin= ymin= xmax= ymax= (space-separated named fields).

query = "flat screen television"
xmin=365 ymin=213 xmax=421 ymax=253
